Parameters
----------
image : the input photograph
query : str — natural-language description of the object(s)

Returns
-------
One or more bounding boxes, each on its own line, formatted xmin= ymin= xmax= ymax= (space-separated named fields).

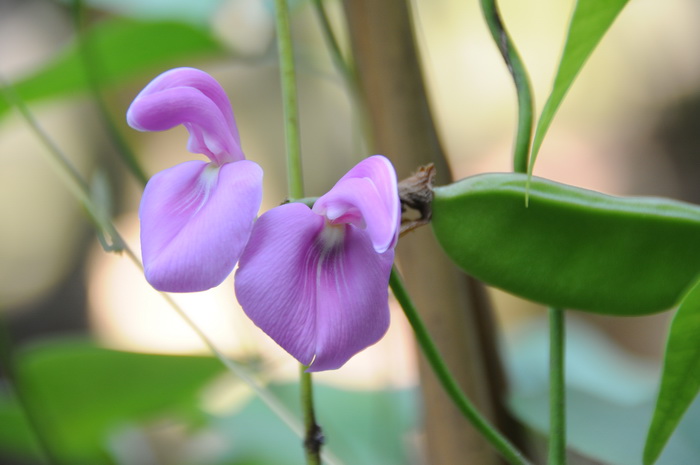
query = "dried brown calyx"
xmin=398 ymin=163 xmax=436 ymax=236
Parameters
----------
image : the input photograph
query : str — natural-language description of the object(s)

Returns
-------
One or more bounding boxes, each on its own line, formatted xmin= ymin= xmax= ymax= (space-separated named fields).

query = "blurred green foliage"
xmin=0 ymin=19 xmax=224 ymax=118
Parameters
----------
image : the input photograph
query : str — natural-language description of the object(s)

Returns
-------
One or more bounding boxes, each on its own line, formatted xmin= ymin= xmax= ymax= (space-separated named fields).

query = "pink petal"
xmin=140 ymin=159 xmax=262 ymax=292
xmin=234 ymin=203 xmax=393 ymax=371
xmin=127 ymin=68 xmax=242 ymax=164
xmin=234 ymin=203 xmax=324 ymax=365
xmin=311 ymin=224 xmax=393 ymax=371
xmin=313 ymin=155 xmax=400 ymax=253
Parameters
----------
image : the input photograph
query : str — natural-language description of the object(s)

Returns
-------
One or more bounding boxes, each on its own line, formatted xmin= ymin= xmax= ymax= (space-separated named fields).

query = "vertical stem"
xmin=390 ymin=268 xmax=531 ymax=465
xmin=274 ymin=0 xmax=304 ymax=199
xmin=273 ymin=2 xmax=322 ymax=463
xmin=300 ymin=367 xmax=322 ymax=465
xmin=548 ymin=308 xmax=567 ymax=465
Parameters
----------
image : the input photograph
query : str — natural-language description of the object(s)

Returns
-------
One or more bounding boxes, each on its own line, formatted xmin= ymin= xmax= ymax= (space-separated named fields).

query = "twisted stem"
xmin=389 ymin=267 xmax=531 ymax=465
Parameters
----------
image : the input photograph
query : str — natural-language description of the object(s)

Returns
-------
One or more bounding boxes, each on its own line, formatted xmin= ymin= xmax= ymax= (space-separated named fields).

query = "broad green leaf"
xmin=529 ymin=0 xmax=630 ymax=174
xmin=644 ymin=277 xmax=700 ymax=464
xmin=0 ymin=19 xmax=225 ymax=118
xmin=0 ymin=393 xmax=43 ymax=461
xmin=14 ymin=339 xmax=224 ymax=464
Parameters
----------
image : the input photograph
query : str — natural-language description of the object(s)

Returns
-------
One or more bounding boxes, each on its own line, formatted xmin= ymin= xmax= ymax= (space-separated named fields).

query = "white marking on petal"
xmin=318 ymin=221 xmax=345 ymax=254
xmin=173 ymin=163 xmax=220 ymax=216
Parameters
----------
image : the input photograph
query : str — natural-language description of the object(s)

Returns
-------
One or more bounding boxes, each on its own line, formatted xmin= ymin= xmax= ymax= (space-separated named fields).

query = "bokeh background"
xmin=1 ymin=0 xmax=700 ymax=464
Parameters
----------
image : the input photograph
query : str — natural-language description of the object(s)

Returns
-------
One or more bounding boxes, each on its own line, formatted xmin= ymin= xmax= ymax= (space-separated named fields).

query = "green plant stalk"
xmin=0 ymin=313 xmax=63 ymax=465
xmin=310 ymin=0 xmax=353 ymax=87
xmin=389 ymin=267 xmax=531 ymax=465
xmin=273 ymin=2 xmax=324 ymax=463
xmin=1 ymin=77 xmax=348 ymax=465
xmin=309 ymin=0 xmax=373 ymax=152
xmin=300 ymin=367 xmax=322 ymax=465
xmin=0 ymin=78 xmax=122 ymax=250
xmin=479 ymin=0 xmax=534 ymax=174
xmin=274 ymin=0 xmax=304 ymax=200
xmin=548 ymin=307 xmax=567 ymax=465
xmin=71 ymin=0 xmax=149 ymax=186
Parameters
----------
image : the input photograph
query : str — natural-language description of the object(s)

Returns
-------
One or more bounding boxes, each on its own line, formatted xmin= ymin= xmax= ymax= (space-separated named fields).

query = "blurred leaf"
xmin=203 ymin=383 xmax=417 ymax=465
xmin=510 ymin=389 xmax=700 ymax=465
xmin=64 ymin=0 xmax=226 ymax=26
xmin=0 ymin=393 xmax=43 ymax=461
xmin=529 ymin=0 xmax=629 ymax=173
xmin=644 ymin=278 xmax=700 ymax=465
xmin=14 ymin=339 xmax=224 ymax=464
xmin=505 ymin=316 xmax=700 ymax=465
xmin=0 ymin=19 xmax=225 ymax=118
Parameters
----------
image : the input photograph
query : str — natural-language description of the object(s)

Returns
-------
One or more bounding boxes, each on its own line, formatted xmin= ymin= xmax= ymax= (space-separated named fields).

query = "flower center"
xmin=318 ymin=221 xmax=346 ymax=254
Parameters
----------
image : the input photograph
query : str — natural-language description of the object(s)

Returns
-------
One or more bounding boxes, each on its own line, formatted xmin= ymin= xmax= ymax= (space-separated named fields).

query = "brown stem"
xmin=341 ymin=1 xmax=524 ymax=463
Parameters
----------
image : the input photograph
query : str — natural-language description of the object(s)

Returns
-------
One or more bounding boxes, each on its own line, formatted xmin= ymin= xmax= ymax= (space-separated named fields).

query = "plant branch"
xmin=273 ymin=2 xmax=327 ymax=463
xmin=479 ymin=0 xmax=534 ymax=174
xmin=389 ymin=267 xmax=531 ymax=465
xmin=274 ymin=0 xmax=304 ymax=199
xmin=300 ymin=367 xmax=323 ymax=465
xmin=548 ymin=308 xmax=567 ymax=465
xmin=71 ymin=0 xmax=149 ymax=186
xmin=309 ymin=0 xmax=353 ymax=87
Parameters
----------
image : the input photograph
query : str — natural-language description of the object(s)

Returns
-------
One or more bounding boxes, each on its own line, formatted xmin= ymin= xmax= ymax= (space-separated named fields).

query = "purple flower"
xmin=234 ymin=156 xmax=400 ymax=371
xmin=127 ymin=67 xmax=263 ymax=292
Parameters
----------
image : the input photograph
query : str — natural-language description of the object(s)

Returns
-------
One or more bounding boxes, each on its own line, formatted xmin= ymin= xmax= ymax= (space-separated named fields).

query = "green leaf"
xmin=14 ymin=338 xmax=224 ymax=464
xmin=644 ymin=277 xmax=700 ymax=464
xmin=0 ymin=18 xmax=225 ymax=118
xmin=529 ymin=0 xmax=630 ymax=174
xmin=0 ymin=393 xmax=43 ymax=461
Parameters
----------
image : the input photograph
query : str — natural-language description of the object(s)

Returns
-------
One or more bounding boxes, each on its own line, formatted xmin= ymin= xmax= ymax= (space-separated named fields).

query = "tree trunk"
xmin=342 ymin=1 xmax=520 ymax=464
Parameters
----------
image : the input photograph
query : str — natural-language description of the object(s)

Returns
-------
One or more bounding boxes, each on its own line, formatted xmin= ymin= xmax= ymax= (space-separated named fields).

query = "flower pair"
xmin=128 ymin=68 xmax=400 ymax=371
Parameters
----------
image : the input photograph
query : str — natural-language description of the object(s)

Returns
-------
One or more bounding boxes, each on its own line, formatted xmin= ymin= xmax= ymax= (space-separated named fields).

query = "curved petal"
xmin=313 ymin=155 xmax=400 ymax=253
xmin=310 ymin=224 xmax=393 ymax=371
xmin=127 ymin=68 xmax=242 ymax=164
xmin=234 ymin=204 xmax=393 ymax=371
xmin=234 ymin=203 xmax=325 ymax=366
xmin=140 ymin=159 xmax=262 ymax=292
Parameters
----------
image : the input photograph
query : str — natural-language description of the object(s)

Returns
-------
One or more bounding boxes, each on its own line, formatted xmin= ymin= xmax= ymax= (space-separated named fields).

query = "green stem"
xmin=274 ymin=0 xmax=304 ymax=199
xmin=300 ymin=367 xmax=322 ymax=465
xmin=273 ymin=3 xmax=326 ymax=463
xmin=309 ymin=0 xmax=373 ymax=150
xmin=71 ymin=0 xmax=149 ymax=186
xmin=389 ymin=267 xmax=531 ymax=465
xmin=0 ymin=78 xmax=123 ymax=250
xmin=479 ymin=0 xmax=534 ymax=174
xmin=548 ymin=308 xmax=567 ymax=465
xmin=310 ymin=0 xmax=353 ymax=86
xmin=0 ymin=313 xmax=63 ymax=465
